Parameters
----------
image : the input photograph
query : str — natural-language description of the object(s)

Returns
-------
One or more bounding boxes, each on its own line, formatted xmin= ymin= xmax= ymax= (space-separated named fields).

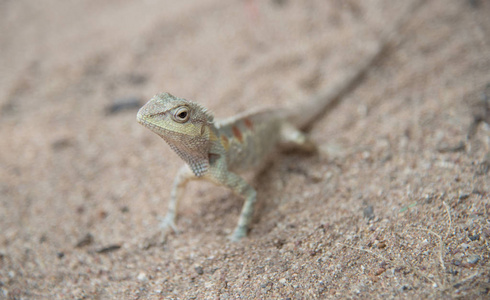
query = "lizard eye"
xmin=173 ymin=107 xmax=190 ymax=123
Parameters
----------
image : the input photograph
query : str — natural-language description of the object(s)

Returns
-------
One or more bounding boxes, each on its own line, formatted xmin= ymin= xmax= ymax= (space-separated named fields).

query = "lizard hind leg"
xmin=279 ymin=122 xmax=317 ymax=153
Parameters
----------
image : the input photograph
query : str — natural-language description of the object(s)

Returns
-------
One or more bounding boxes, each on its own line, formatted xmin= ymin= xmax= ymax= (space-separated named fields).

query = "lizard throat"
xmin=153 ymin=130 xmax=210 ymax=177
xmin=164 ymin=138 xmax=210 ymax=177
xmin=137 ymin=115 xmax=211 ymax=177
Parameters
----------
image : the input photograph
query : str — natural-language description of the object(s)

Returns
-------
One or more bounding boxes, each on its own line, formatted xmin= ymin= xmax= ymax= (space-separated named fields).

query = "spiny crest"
xmin=189 ymin=99 xmax=214 ymax=123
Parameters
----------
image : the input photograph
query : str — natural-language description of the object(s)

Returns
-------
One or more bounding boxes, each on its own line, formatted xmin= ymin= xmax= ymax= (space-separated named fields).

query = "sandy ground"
xmin=1 ymin=0 xmax=490 ymax=299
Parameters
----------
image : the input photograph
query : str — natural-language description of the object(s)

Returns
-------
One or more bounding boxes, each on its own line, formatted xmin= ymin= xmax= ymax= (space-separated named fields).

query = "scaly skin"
xmin=136 ymin=38 xmax=387 ymax=240
xmin=135 ymin=0 xmax=424 ymax=239
xmin=137 ymin=93 xmax=310 ymax=240
xmin=136 ymin=43 xmax=386 ymax=241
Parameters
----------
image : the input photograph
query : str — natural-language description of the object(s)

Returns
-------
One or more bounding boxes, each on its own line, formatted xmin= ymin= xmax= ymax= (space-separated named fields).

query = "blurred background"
xmin=1 ymin=0 xmax=489 ymax=298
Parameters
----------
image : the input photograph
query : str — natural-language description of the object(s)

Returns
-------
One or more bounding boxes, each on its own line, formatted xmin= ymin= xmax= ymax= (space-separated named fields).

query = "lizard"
xmin=136 ymin=2 xmax=424 ymax=241
xmin=136 ymin=47 xmax=381 ymax=241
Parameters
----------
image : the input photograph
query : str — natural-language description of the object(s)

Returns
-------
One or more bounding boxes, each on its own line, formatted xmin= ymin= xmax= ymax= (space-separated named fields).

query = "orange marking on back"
xmin=221 ymin=135 xmax=230 ymax=150
xmin=244 ymin=118 xmax=254 ymax=130
xmin=232 ymin=126 xmax=243 ymax=143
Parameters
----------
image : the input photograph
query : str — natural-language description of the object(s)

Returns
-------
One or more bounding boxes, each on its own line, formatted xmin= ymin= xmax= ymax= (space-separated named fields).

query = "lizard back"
xmin=215 ymin=109 xmax=284 ymax=172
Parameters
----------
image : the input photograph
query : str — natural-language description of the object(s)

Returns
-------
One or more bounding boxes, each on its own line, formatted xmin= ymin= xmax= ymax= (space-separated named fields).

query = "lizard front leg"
xmin=160 ymin=165 xmax=196 ymax=232
xmin=164 ymin=160 xmax=257 ymax=241
xmin=207 ymin=157 xmax=257 ymax=241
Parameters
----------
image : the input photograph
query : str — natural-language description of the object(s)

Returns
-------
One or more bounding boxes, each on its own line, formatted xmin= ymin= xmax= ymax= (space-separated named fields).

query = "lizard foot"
xmin=140 ymin=231 xmax=167 ymax=250
xmin=158 ymin=214 xmax=179 ymax=234
xmin=228 ymin=226 xmax=247 ymax=242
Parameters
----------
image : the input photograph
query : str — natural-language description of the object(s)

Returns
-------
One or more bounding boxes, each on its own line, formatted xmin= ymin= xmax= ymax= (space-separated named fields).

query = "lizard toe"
xmin=158 ymin=215 xmax=179 ymax=234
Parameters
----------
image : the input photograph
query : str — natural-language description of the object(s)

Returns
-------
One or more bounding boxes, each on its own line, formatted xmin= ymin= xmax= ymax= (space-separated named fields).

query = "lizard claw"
xmin=158 ymin=214 xmax=179 ymax=234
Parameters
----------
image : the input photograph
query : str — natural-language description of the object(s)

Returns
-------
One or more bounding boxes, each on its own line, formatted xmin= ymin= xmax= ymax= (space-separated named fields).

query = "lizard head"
xmin=137 ymin=92 xmax=215 ymax=177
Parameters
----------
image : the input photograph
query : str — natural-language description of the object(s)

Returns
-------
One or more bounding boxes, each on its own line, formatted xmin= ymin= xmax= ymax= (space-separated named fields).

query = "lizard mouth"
xmin=136 ymin=111 xmax=146 ymax=124
xmin=136 ymin=106 xmax=155 ymax=126
xmin=136 ymin=113 xmax=157 ymax=130
xmin=137 ymin=119 xmax=159 ymax=132
xmin=136 ymin=112 xmax=171 ymax=138
xmin=136 ymin=112 xmax=150 ymax=127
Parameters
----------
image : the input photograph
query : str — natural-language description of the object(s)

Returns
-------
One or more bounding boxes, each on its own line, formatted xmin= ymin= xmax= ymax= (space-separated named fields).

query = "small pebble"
xmin=96 ymin=244 xmax=121 ymax=254
xmin=400 ymin=285 xmax=409 ymax=291
xmin=466 ymin=255 xmax=480 ymax=265
xmin=137 ymin=272 xmax=148 ymax=282
xmin=195 ymin=266 xmax=204 ymax=275
xmin=75 ymin=233 xmax=94 ymax=248
xmin=374 ymin=267 xmax=386 ymax=276
xmin=452 ymin=259 xmax=462 ymax=266
xmin=363 ymin=205 xmax=375 ymax=220
xmin=51 ymin=138 xmax=73 ymax=150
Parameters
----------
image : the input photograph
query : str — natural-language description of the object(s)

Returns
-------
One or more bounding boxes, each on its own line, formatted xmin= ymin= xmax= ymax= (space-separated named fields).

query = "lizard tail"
xmin=288 ymin=0 xmax=425 ymax=132
xmin=288 ymin=41 xmax=387 ymax=131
